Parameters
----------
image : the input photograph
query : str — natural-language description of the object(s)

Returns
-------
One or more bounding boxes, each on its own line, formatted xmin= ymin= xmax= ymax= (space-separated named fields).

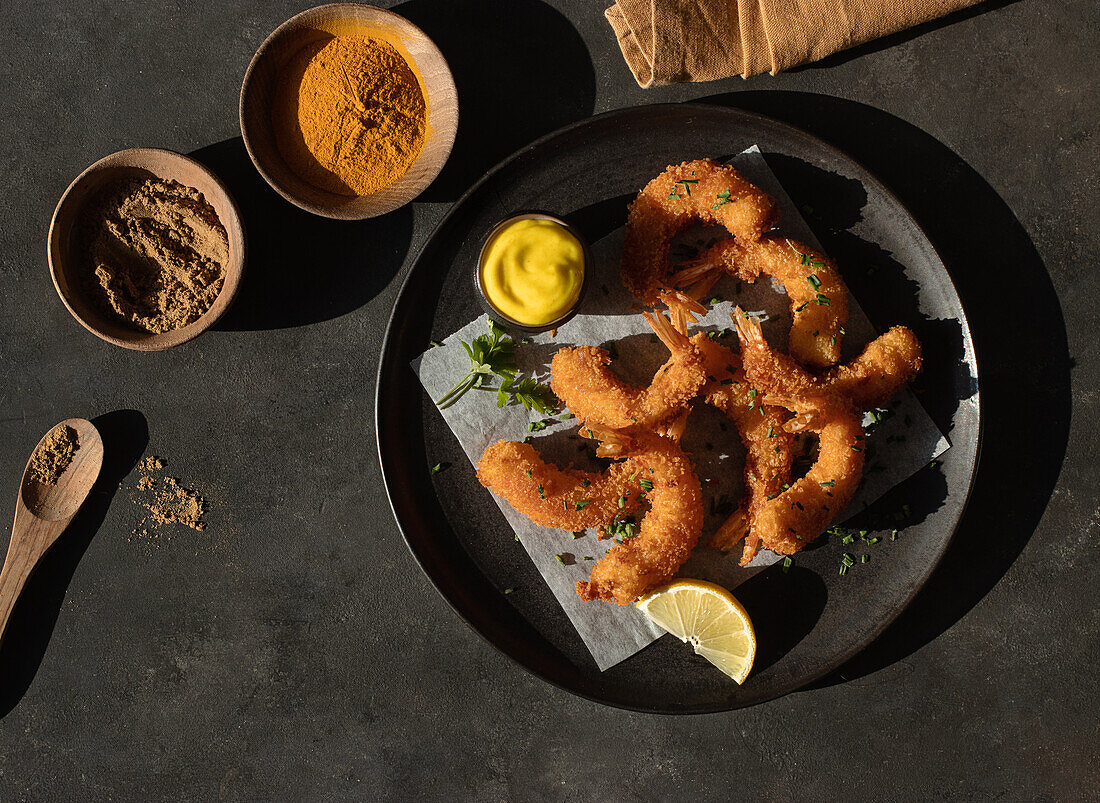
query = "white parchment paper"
xmin=413 ymin=148 xmax=949 ymax=670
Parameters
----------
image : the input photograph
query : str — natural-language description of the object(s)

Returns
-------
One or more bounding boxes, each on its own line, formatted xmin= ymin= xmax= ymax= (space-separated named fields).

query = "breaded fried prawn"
xmin=622 ymin=159 xmax=780 ymax=305
xmin=691 ymin=334 xmax=794 ymax=565
xmin=477 ymin=430 xmax=703 ymax=606
xmin=476 ymin=440 xmax=636 ymax=531
xmin=677 ymin=236 xmax=850 ymax=368
xmin=576 ymin=429 xmax=704 ymax=605
xmin=550 ymin=310 xmax=705 ymax=432
xmin=733 ymin=308 xmax=922 ymax=420
xmin=732 ymin=309 xmax=871 ymax=556
xmin=750 ymin=407 xmax=865 ymax=556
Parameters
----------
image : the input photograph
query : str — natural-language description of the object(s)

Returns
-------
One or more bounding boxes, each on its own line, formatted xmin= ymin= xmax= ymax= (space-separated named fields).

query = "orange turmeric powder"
xmin=272 ymin=34 xmax=427 ymax=197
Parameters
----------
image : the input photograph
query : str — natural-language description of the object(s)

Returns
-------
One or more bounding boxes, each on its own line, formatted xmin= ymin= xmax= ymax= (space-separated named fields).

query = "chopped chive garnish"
xmin=807 ymin=274 xmax=821 ymax=290
xmin=842 ymin=534 xmax=854 ymax=545
xmin=526 ymin=469 xmax=533 ymax=478
xmin=639 ymin=479 xmax=654 ymax=491
xmin=429 ymin=340 xmax=443 ymax=348
xmin=537 ymin=484 xmax=545 ymax=499
xmin=782 ymin=557 xmax=792 ymax=573
xmin=554 ymin=554 xmax=566 ymax=566
xmin=820 ymin=479 xmax=836 ymax=487
xmin=861 ymin=554 xmax=870 ymax=564
xmin=503 ymin=587 xmax=514 ymax=594
xmin=617 ymin=495 xmax=627 ymax=509
xmin=575 ymin=500 xmax=591 ymax=510
xmin=430 ymin=463 xmax=443 ymax=474
xmin=581 ymin=479 xmax=590 ymax=487
xmin=814 ymin=294 xmax=830 ymax=306
xmin=795 ymin=302 xmax=809 ymax=312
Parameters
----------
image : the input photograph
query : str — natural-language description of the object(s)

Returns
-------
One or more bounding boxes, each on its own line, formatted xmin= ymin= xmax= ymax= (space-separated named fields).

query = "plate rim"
xmin=375 ymin=101 xmax=984 ymax=713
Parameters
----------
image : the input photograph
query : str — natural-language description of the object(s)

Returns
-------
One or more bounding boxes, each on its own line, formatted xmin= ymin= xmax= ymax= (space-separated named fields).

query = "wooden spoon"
xmin=0 ymin=419 xmax=103 ymax=643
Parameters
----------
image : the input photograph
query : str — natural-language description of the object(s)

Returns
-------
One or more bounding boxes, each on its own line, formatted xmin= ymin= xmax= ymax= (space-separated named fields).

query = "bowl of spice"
xmin=48 ymin=148 xmax=245 ymax=350
xmin=240 ymin=3 xmax=458 ymax=220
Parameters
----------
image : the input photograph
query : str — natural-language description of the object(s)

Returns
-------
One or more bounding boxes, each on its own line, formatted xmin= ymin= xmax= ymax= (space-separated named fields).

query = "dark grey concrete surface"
xmin=0 ymin=0 xmax=1096 ymax=798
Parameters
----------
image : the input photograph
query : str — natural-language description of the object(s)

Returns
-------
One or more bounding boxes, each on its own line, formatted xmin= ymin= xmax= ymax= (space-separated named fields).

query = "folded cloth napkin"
xmin=606 ymin=0 xmax=984 ymax=85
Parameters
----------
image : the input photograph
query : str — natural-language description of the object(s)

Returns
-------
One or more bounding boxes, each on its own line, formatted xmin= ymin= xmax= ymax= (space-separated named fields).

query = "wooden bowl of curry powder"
xmin=240 ymin=3 xmax=459 ymax=220
xmin=48 ymin=148 xmax=246 ymax=351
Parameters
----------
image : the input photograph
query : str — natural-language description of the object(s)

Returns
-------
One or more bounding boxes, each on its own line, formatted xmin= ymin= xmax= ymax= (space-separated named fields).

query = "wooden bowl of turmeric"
xmin=240 ymin=3 xmax=458 ymax=220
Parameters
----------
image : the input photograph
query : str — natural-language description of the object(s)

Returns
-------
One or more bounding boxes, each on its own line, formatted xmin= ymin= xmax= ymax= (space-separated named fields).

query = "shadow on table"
xmin=0 ymin=410 xmax=147 ymax=718
xmin=394 ymin=0 xmax=596 ymax=201
xmin=695 ymin=90 xmax=1071 ymax=685
xmin=190 ymin=138 xmax=413 ymax=331
xmin=787 ymin=0 xmax=1022 ymax=73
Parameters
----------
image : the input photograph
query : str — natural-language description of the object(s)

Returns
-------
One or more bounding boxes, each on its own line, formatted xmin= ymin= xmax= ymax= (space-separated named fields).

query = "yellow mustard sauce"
xmin=479 ymin=218 xmax=584 ymax=326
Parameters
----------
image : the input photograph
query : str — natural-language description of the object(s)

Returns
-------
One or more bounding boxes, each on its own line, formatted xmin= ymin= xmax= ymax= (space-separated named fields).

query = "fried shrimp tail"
xmin=550 ymin=311 xmax=705 ymax=431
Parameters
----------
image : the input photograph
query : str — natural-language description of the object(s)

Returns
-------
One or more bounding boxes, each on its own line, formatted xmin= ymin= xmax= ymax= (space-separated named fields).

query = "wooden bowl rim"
xmin=238 ymin=2 xmax=458 ymax=221
xmin=47 ymin=147 xmax=247 ymax=352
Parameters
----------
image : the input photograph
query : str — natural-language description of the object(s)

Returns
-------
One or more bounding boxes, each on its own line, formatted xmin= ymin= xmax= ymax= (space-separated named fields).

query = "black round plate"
xmin=376 ymin=103 xmax=980 ymax=713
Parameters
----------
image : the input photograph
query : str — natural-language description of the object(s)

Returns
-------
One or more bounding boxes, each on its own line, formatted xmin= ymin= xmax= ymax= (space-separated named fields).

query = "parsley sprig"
xmin=436 ymin=320 xmax=557 ymax=414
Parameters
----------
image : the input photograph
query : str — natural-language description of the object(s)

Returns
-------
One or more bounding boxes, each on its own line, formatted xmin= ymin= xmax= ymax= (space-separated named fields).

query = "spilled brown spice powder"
xmin=131 ymin=456 xmax=208 ymax=539
xmin=28 ymin=424 xmax=79 ymax=485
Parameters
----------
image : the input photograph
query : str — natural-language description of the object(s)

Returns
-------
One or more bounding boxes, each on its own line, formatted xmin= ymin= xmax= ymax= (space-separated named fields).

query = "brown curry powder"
xmin=272 ymin=35 xmax=427 ymax=197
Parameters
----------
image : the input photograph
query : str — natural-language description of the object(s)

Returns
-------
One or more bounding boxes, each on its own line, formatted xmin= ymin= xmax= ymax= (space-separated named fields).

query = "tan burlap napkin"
xmin=606 ymin=0 xmax=984 ymax=85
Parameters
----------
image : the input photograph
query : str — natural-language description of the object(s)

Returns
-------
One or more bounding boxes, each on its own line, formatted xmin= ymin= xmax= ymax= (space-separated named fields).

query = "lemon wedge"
xmin=636 ymin=580 xmax=756 ymax=684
